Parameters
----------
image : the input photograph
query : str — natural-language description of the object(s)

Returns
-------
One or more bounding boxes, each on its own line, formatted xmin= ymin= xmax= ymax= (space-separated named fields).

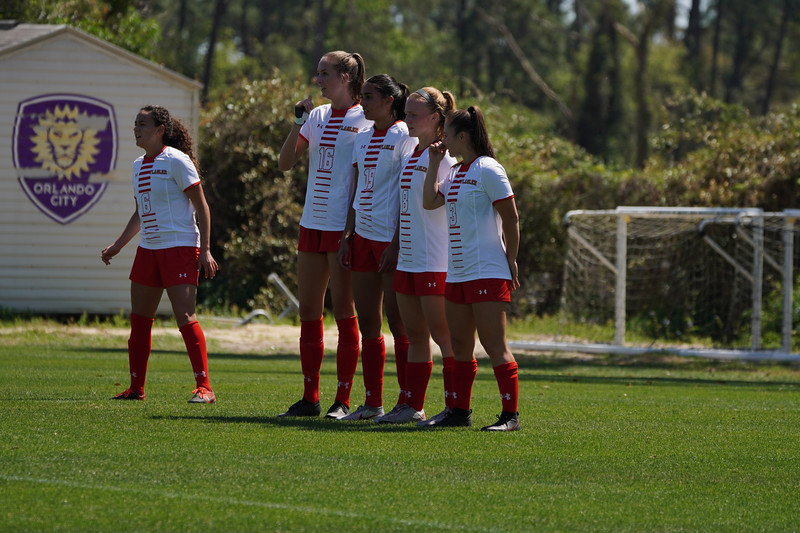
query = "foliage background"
xmin=6 ymin=0 xmax=800 ymax=342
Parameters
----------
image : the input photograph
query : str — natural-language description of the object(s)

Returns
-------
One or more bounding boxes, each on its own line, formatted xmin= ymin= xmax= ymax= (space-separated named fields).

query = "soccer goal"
xmin=509 ymin=207 xmax=800 ymax=361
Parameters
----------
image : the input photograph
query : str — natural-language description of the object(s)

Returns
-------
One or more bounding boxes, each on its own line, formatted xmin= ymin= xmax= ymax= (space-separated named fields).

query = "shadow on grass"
xmin=150 ymin=413 xmax=435 ymax=433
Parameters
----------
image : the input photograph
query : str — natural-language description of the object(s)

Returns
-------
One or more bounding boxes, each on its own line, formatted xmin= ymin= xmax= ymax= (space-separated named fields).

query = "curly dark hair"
xmin=139 ymin=105 xmax=200 ymax=173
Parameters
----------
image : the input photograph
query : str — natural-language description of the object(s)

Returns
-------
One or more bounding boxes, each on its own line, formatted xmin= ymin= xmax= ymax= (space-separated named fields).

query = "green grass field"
xmin=2 ymin=320 xmax=799 ymax=532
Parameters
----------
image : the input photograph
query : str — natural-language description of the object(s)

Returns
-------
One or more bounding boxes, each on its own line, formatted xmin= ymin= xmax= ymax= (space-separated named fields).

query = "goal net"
xmin=546 ymin=207 xmax=800 ymax=360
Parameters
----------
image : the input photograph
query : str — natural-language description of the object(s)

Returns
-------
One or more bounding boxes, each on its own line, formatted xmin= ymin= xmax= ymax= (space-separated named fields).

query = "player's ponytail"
xmin=446 ymin=105 xmax=495 ymax=159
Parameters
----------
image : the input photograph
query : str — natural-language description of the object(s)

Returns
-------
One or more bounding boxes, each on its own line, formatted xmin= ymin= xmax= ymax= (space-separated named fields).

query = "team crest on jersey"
xmin=12 ymin=94 xmax=117 ymax=224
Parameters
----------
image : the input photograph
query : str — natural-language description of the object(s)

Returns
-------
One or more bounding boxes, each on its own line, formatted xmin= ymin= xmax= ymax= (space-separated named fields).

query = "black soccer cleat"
xmin=428 ymin=407 xmax=472 ymax=427
xmin=278 ymin=398 xmax=321 ymax=417
xmin=481 ymin=411 xmax=520 ymax=431
xmin=324 ymin=400 xmax=350 ymax=419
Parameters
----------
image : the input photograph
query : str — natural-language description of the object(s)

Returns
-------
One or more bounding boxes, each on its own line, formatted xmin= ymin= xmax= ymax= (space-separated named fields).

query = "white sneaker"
xmin=377 ymin=404 xmax=425 ymax=424
xmin=373 ymin=403 xmax=404 ymax=423
xmin=340 ymin=404 xmax=384 ymax=421
xmin=417 ymin=406 xmax=450 ymax=426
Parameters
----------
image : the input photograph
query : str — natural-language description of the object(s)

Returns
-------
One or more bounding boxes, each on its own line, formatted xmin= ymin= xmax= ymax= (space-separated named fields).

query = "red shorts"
xmin=350 ymin=233 xmax=392 ymax=272
xmin=445 ymin=278 xmax=512 ymax=304
xmin=298 ymin=226 xmax=342 ymax=253
xmin=394 ymin=270 xmax=447 ymax=296
xmin=130 ymin=246 xmax=200 ymax=288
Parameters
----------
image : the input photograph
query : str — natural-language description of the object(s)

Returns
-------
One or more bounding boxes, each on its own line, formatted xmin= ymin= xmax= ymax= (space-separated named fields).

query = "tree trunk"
xmin=710 ymin=0 xmax=724 ymax=98
xmin=762 ymin=0 xmax=790 ymax=114
xmin=684 ymin=0 xmax=703 ymax=90
xmin=201 ymin=0 xmax=227 ymax=106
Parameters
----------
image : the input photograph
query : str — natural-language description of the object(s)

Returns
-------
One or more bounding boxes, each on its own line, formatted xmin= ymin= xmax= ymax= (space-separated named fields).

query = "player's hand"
xmin=378 ymin=241 xmax=398 ymax=273
xmin=100 ymin=244 xmax=120 ymax=265
xmin=508 ymin=259 xmax=520 ymax=291
xmin=199 ymin=250 xmax=218 ymax=279
xmin=428 ymin=140 xmax=447 ymax=166
xmin=337 ymin=239 xmax=352 ymax=269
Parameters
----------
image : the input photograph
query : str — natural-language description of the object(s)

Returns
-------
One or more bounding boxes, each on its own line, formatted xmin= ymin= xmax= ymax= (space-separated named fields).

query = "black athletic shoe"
xmin=481 ymin=411 xmax=520 ymax=431
xmin=324 ymin=400 xmax=350 ymax=419
xmin=429 ymin=407 xmax=472 ymax=427
xmin=111 ymin=388 xmax=145 ymax=401
xmin=278 ymin=398 xmax=321 ymax=417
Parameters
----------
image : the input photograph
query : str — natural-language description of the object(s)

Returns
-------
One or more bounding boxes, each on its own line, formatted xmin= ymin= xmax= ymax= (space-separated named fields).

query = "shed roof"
xmin=0 ymin=22 xmax=202 ymax=90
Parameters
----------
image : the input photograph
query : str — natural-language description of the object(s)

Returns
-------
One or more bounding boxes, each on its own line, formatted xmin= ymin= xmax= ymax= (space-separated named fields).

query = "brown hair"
xmin=446 ymin=105 xmax=495 ymax=159
xmin=322 ymin=51 xmax=366 ymax=101
xmin=411 ymin=87 xmax=456 ymax=139
xmin=139 ymin=105 xmax=200 ymax=173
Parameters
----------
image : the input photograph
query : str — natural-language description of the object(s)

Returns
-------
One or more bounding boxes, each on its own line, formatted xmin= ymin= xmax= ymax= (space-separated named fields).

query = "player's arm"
xmin=495 ymin=196 xmax=520 ymax=290
xmin=423 ymin=141 xmax=447 ymax=210
xmin=101 ymin=201 xmax=140 ymax=264
xmin=278 ymin=96 xmax=313 ymax=171
xmin=186 ymin=183 xmax=219 ymax=279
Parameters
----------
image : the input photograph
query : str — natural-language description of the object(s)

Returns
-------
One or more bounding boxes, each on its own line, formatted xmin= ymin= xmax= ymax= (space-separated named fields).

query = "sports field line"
xmin=1 ymin=474 xmax=499 ymax=532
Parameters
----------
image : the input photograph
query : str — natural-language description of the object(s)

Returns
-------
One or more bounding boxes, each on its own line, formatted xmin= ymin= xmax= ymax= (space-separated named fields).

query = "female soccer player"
xmin=101 ymin=104 xmax=219 ymax=404
xmin=277 ymin=51 xmax=370 ymax=418
xmin=335 ymin=74 xmax=417 ymax=421
xmin=376 ymin=87 xmax=458 ymax=425
xmin=423 ymin=106 xmax=522 ymax=431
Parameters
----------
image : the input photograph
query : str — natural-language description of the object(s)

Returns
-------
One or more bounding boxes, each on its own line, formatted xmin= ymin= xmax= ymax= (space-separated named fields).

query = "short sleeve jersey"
xmin=397 ymin=146 xmax=457 ymax=273
xmin=350 ymin=121 xmax=417 ymax=242
xmin=132 ymin=146 xmax=200 ymax=250
xmin=439 ymin=156 xmax=514 ymax=282
xmin=298 ymin=103 xmax=372 ymax=231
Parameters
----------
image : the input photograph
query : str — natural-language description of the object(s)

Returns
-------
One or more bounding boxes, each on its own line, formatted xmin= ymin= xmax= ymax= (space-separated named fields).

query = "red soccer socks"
xmin=334 ymin=315 xmax=359 ymax=407
xmin=127 ymin=313 xmax=153 ymax=395
xmin=299 ymin=318 xmax=324 ymax=403
xmin=452 ymin=358 xmax=478 ymax=411
xmin=361 ymin=336 xmax=386 ymax=408
xmin=393 ymin=335 xmax=409 ymax=405
xmin=180 ymin=320 xmax=212 ymax=391
xmin=405 ymin=361 xmax=433 ymax=412
xmin=493 ymin=360 xmax=519 ymax=414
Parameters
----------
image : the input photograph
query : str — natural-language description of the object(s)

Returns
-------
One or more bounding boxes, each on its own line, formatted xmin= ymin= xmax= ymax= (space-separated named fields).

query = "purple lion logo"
xmin=13 ymin=94 xmax=118 ymax=224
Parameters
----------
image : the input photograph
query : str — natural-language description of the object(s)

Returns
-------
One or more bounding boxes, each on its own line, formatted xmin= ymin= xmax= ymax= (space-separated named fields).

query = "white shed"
xmin=0 ymin=22 xmax=202 ymax=315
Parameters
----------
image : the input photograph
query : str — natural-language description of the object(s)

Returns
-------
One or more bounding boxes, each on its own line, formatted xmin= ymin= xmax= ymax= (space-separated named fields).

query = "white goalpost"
xmin=509 ymin=207 xmax=800 ymax=361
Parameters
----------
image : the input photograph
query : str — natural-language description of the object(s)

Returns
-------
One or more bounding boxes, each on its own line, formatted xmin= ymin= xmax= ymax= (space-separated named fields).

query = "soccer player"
xmin=335 ymin=74 xmax=417 ymax=421
xmin=101 ymin=105 xmax=219 ymax=404
xmin=423 ymin=106 xmax=522 ymax=431
xmin=377 ymin=87 xmax=458 ymax=425
xmin=277 ymin=51 xmax=370 ymax=418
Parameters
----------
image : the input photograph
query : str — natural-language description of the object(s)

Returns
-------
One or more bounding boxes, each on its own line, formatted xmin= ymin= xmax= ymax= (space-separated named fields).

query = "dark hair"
xmin=366 ymin=74 xmax=410 ymax=120
xmin=139 ymin=105 xmax=200 ymax=173
xmin=411 ymin=87 xmax=456 ymax=139
xmin=446 ymin=105 xmax=495 ymax=159
xmin=323 ymin=51 xmax=366 ymax=101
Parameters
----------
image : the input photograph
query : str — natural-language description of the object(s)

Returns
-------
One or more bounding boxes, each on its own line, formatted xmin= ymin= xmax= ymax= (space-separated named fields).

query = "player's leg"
xmin=346 ymin=269 xmax=385 ymax=418
xmin=420 ymin=293 xmax=455 ymax=424
xmin=326 ymin=250 xmax=359 ymax=417
xmin=473 ymin=300 xmax=520 ymax=431
xmin=167 ymin=283 xmax=215 ymax=403
xmin=280 ymin=250 xmax=330 ymax=416
xmin=114 ymin=281 xmax=162 ymax=400
xmin=381 ymin=270 xmax=409 ymax=411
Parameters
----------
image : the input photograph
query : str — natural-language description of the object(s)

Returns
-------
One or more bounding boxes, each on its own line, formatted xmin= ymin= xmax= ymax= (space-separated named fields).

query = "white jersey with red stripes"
xmin=351 ymin=121 xmax=417 ymax=242
xmin=440 ymin=156 xmax=514 ymax=282
xmin=132 ymin=146 xmax=200 ymax=250
xmin=397 ymin=146 xmax=456 ymax=273
xmin=299 ymin=103 xmax=372 ymax=231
